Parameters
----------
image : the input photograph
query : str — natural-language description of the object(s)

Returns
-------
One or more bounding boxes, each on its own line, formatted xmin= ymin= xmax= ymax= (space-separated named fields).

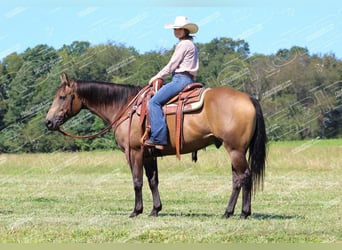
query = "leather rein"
xmin=58 ymin=119 xmax=120 ymax=139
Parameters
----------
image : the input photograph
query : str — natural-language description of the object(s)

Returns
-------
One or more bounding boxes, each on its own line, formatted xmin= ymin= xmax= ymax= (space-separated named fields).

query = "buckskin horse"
xmin=45 ymin=73 xmax=267 ymax=218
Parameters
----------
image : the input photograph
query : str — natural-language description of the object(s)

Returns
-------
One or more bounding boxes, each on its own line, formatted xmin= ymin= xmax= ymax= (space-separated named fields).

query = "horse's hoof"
xmin=222 ymin=211 xmax=233 ymax=218
xmin=149 ymin=205 xmax=162 ymax=217
xmin=129 ymin=210 xmax=143 ymax=218
xmin=149 ymin=211 xmax=158 ymax=217
xmin=240 ymin=212 xmax=251 ymax=219
xmin=129 ymin=212 xmax=138 ymax=218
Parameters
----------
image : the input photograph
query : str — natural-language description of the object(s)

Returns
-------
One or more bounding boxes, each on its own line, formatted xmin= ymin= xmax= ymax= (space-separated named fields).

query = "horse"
xmin=45 ymin=73 xmax=267 ymax=218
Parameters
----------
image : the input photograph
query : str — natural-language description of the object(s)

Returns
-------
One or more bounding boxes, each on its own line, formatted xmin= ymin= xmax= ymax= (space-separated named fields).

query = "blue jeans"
xmin=148 ymin=73 xmax=194 ymax=145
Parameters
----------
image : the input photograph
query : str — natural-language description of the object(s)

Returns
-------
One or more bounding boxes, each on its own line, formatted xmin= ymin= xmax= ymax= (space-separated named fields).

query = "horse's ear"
xmin=60 ymin=73 xmax=70 ymax=86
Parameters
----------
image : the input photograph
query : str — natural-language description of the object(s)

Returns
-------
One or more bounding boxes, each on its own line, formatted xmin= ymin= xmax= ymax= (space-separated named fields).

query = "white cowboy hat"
xmin=164 ymin=16 xmax=199 ymax=34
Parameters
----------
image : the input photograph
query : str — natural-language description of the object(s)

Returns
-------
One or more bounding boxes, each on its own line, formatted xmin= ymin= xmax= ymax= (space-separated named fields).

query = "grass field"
xmin=0 ymin=139 xmax=341 ymax=243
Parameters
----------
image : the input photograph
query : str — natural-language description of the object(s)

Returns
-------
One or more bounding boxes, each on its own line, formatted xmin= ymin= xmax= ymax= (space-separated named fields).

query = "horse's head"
xmin=45 ymin=73 xmax=83 ymax=131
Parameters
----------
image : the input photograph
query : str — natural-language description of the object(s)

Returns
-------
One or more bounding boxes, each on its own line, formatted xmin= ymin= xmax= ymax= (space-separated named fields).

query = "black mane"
xmin=76 ymin=80 xmax=142 ymax=106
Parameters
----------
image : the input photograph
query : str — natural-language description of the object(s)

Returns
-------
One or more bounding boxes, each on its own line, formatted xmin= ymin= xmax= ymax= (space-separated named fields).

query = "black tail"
xmin=248 ymin=97 xmax=268 ymax=193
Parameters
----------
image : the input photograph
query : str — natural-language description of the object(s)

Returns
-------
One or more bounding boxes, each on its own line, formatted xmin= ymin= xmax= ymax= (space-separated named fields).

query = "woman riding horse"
xmin=144 ymin=16 xmax=199 ymax=150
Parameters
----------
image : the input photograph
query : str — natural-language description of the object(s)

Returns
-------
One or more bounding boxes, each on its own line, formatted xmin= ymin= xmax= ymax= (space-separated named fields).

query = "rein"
xmin=58 ymin=122 xmax=115 ymax=139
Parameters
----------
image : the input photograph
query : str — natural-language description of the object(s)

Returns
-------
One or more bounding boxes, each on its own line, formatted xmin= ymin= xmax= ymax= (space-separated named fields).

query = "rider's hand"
xmin=149 ymin=75 xmax=159 ymax=85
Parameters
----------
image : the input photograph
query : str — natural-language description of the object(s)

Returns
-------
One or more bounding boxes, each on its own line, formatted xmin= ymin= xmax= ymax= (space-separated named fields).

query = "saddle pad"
xmin=163 ymin=88 xmax=209 ymax=114
xmin=135 ymin=87 xmax=209 ymax=116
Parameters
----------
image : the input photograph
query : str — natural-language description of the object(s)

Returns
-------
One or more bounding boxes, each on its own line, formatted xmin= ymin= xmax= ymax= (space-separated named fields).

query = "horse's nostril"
xmin=45 ymin=119 xmax=53 ymax=129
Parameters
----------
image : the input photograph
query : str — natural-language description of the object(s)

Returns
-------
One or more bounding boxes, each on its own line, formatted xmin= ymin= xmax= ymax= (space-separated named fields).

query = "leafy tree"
xmin=61 ymin=41 xmax=90 ymax=56
xmin=1 ymin=39 xmax=342 ymax=153
xmin=196 ymin=37 xmax=250 ymax=87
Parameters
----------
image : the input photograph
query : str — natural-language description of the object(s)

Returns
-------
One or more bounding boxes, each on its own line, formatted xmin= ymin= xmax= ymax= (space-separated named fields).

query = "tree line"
xmin=0 ymin=38 xmax=341 ymax=153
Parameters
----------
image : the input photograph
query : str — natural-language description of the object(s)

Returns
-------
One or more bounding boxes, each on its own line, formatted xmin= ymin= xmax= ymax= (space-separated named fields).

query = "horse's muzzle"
xmin=45 ymin=118 xmax=61 ymax=131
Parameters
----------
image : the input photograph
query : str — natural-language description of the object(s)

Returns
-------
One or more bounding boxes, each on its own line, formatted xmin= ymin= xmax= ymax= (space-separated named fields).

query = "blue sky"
xmin=1 ymin=0 xmax=342 ymax=60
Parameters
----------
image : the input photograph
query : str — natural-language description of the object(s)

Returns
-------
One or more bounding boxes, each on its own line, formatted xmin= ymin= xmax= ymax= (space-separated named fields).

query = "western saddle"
xmin=129 ymin=79 xmax=208 ymax=159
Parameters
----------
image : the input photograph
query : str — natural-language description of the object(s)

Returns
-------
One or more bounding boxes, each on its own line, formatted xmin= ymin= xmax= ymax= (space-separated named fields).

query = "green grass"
xmin=0 ymin=139 xmax=341 ymax=243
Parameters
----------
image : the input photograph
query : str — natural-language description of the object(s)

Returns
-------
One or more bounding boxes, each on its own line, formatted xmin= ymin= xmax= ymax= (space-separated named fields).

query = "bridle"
xmin=57 ymin=82 xmax=149 ymax=140
xmin=57 ymin=81 xmax=122 ymax=139
xmin=58 ymin=85 xmax=113 ymax=138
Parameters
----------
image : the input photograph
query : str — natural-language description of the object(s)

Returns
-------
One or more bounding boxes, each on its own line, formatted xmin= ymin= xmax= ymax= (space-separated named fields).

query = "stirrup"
xmin=140 ymin=126 xmax=151 ymax=145
xmin=143 ymin=139 xmax=165 ymax=150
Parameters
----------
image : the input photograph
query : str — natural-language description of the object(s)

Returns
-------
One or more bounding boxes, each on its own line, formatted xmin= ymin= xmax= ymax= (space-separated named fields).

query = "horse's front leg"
xmin=143 ymin=156 xmax=162 ymax=216
xmin=129 ymin=149 xmax=144 ymax=217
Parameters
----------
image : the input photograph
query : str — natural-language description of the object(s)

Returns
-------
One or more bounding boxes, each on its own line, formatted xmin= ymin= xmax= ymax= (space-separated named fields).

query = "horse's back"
xmin=205 ymin=86 xmax=253 ymax=105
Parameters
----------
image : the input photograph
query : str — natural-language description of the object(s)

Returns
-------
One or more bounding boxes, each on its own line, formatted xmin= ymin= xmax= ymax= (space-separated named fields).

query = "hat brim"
xmin=164 ymin=23 xmax=198 ymax=34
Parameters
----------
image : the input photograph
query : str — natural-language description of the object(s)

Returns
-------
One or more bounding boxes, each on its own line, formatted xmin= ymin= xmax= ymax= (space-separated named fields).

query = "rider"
xmin=144 ymin=16 xmax=199 ymax=150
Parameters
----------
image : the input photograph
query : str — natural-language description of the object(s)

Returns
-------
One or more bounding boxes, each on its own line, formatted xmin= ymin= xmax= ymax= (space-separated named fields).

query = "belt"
xmin=174 ymin=71 xmax=195 ymax=78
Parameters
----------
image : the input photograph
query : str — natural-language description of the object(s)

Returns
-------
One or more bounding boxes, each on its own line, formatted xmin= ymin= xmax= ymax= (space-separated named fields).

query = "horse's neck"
xmin=76 ymin=81 xmax=140 ymax=124
xmin=83 ymin=101 xmax=121 ymax=124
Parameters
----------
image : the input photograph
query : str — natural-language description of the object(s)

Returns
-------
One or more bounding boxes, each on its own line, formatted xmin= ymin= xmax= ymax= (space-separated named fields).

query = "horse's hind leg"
xmin=241 ymin=167 xmax=252 ymax=219
xmin=224 ymin=149 xmax=251 ymax=218
xmin=223 ymin=164 xmax=242 ymax=218
xmin=143 ymin=156 xmax=162 ymax=216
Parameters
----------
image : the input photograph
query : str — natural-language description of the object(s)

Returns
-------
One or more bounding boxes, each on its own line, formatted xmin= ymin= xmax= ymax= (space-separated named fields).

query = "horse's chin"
xmin=50 ymin=125 xmax=61 ymax=131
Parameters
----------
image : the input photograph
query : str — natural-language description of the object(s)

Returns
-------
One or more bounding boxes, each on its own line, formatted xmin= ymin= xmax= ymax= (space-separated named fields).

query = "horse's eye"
xmin=59 ymin=95 xmax=66 ymax=100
